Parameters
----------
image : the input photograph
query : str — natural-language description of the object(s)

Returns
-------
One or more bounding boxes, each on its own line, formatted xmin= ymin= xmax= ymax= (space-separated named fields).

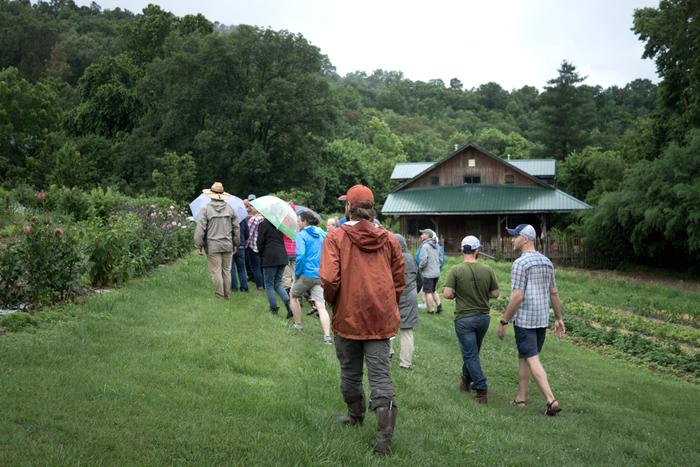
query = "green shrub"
xmin=45 ymin=186 xmax=95 ymax=221
xmin=0 ymin=312 xmax=37 ymax=332
xmin=89 ymin=186 xmax=127 ymax=219
xmin=19 ymin=221 xmax=84 ymax=305
xmin=0 ymin=246 xmax=26 ymax=307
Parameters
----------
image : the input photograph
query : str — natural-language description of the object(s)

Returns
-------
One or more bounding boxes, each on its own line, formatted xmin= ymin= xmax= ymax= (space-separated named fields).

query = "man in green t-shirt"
xmin=443 ymin=235 xmax=499 ymax=403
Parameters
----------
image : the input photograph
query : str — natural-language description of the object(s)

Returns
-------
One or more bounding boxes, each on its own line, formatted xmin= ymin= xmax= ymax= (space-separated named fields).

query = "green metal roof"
xmin=391 ymin=162 xmax=435 ymax=180
xmin=508 ymin=159 xmax=556 ymax=177
xmin=382 ymin=185 xmax=590 ymax=215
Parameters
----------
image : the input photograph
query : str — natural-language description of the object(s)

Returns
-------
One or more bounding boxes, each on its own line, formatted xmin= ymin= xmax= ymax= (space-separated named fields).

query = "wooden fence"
xmin=404 ymin=235 xmax=591 ymax=267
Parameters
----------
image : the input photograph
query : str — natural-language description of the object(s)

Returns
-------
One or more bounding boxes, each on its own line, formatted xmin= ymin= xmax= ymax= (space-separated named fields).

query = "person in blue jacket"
xmin=289 ymin=210 xmax=332 ymax=344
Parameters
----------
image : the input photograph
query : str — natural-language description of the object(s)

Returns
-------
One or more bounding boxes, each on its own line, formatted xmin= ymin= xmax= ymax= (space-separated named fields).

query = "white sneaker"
xmin=323 ymin=336 xmax=333 ymax=345
xmin=290 ymin=322 xmax=304 ymax=330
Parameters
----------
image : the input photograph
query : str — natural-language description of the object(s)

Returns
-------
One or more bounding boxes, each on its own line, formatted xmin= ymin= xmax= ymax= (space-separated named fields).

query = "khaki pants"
xmin=399 ymin=329 xmax=415 ymax=368
xmin=207 ymin=251 xmax=233 ymax=298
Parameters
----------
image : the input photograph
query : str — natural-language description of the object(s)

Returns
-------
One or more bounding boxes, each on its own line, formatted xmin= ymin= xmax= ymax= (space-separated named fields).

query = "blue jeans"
xmin=262 ymin=265 xmax=289 ymax=310
xmin=246 ymin=248 xmax=264 ymax=289
xmin=231 ymin=248 xmax=248 ymax=291
xmin=454 ymin=314 xmax=490 ymax=390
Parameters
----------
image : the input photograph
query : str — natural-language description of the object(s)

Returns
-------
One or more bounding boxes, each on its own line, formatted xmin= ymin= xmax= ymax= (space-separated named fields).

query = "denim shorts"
xmin=514 ymin=326 xmax=547 ymax=359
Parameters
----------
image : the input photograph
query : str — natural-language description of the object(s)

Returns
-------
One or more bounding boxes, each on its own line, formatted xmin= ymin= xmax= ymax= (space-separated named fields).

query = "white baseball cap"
xmin=461 ymin=235 xmax=481 ymax=252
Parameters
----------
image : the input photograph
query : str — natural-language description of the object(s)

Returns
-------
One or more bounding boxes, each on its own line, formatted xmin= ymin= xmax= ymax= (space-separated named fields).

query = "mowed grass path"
xmin=1 ymin=253 xmax=699 ymax=466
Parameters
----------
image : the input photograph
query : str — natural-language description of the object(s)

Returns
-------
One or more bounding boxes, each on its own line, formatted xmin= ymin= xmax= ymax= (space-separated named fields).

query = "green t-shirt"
xmin=444 ymin=262 xmax=499 ymax=320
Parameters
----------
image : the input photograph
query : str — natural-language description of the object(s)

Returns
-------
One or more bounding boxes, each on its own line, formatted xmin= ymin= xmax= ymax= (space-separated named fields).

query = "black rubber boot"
xmin=332 ymin=397 xmax=366 ymax=426
xmin=372 ymin=403 xmax=397 ymax=456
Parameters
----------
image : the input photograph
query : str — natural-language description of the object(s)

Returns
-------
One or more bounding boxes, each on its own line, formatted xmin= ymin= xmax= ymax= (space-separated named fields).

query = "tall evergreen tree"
xmin=533 ymin=61 xmax=596 ymax=159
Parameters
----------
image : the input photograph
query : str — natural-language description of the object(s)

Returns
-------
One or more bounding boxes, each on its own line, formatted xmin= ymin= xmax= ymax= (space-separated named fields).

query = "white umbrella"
xmin=189 ymin=193 xmax=248 ymax=222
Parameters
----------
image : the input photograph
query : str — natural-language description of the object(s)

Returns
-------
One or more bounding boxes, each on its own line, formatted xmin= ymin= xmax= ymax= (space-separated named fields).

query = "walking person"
xmin=392 ymin=234 xmax=420 ymax=370
xmin=320 ymin=184 xmax=405 ymax=456
xmin=497 ymin=224 xmax=565 ymax=415
xmin=418 ymin=229 xmax=442 ymax=314
xmin=194 ymin=182 xmax=240 ymax=299
xmin=281 ymin=202 xmax=297 ymax=316
xmin=245 ymin=199 xmax=265 ymax=290
xmin=443 ymin=235 xmax=499 ymax=403
xmin=257 ymin=217 xmax=292 ymax=317
xmin=231 ymin=216 xmax=249 ymax=292
xmin=289 ymin=211 xmax=331 ymax=342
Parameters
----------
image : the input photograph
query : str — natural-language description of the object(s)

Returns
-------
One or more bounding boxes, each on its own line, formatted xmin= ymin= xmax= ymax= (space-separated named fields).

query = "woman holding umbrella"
xmin=257 ymin=215 xmax=292 ymax=317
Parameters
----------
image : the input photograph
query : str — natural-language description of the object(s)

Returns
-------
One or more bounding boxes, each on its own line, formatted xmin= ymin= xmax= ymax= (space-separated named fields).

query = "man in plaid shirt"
xmin=497 ymin=224 xmax=565 ymax=416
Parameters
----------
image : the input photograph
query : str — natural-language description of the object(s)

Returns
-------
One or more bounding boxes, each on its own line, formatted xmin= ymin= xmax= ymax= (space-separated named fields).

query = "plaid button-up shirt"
xmin=511 ymin=251 xmax=556 ymax=329
xmin=246 ymin=214 xmax=264 ymax=252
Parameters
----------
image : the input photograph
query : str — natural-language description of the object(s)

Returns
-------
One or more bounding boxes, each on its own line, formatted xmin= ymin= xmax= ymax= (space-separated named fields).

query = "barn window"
xmin=468 ymin=159 xmax=476 ymax=167
xmin=505 ymin=174 xmax=514 ymax=184
xmin=464 ymin=175 xmax=481 ymax=184
xmin=430 ymin=176 xmax=439 ymax=185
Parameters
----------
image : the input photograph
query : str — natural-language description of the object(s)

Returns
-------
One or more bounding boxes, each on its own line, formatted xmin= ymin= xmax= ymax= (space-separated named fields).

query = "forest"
xmin=0 ymin=0 xmax=698 ymax=271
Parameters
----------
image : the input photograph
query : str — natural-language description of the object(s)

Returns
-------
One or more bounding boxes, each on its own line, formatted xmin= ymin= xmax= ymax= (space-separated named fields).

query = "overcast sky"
xmin=76 ymin=0 xmax=660 ymax=90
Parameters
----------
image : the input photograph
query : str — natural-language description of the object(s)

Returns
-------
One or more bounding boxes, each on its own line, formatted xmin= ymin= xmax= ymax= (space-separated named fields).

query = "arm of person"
xmin=294 ymin=233 xmax=306 ymax=279
xmin=489 ymin=269 xmax=500 ymax=298
xmin=497 ymin=289 xmax=524 ymax=340
xmin=231 ymin=212 xmax=240 ymax=255
xmin=418 ymin=244 xmax=428 ymax=270
xmin=443 ymin=268 xmax=455 ymax=299
xmin=319 ymin=234 xmax=340 ymax=303
xmin=256 ymin=221 xmax=265 ymax=256
xmin=489 ymin=288 xmax=500 ymax=298
xmin=194 ymin=213 xmax=207 ymax=251
xmin=390 ymin=238 xmax=406 ymax=304
xmin=550 ymin=287 xmax=565 ymax=338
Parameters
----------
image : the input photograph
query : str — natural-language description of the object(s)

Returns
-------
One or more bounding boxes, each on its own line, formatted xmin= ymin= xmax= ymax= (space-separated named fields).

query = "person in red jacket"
xmin=320 ymin=184 xmax=405 ymax=456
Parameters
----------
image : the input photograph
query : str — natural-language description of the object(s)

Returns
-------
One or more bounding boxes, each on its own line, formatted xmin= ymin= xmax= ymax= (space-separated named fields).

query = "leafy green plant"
xmin=0 ymin=312 xmax=37 ymax=332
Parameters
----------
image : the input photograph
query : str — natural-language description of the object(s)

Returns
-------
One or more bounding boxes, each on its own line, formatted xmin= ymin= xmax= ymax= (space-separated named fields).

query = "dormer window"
xmin=464 ymin=175 xmax=481 ymax=184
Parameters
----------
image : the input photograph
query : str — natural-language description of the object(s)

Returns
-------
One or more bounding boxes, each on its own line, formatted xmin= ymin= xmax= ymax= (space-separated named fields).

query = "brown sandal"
xmin=512 ymin=400 xmax=526 ymax=407
xmin=545 ymin=399 xmax=561 ymax=416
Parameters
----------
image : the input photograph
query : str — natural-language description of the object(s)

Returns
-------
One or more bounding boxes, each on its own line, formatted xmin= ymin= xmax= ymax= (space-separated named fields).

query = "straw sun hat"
xmin=202 ymin=182 xmax=232 ymax=201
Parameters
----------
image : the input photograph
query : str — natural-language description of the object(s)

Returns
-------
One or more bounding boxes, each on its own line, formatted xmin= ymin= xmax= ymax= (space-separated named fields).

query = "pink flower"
xmin=36 ymin=192 xmax=46 ymax=200
xmin=22 ymin=225 xmax=32 ymax=234
xmin=166 ymin=209 xmax=174 ymax=218
xmin=54 ymin=227 xmax=64 ymax=238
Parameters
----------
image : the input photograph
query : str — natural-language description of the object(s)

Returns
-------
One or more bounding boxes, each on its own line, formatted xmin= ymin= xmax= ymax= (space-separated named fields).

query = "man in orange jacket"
xmin=320 ymin=184 xmax=405 ymax=456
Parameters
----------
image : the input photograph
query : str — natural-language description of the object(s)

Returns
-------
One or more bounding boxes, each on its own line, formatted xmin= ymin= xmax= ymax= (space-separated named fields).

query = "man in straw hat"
xmin=194 ymin=182 xmax=240 ymax=299
xmin=320 ymin=184 xmax=405 ymax=456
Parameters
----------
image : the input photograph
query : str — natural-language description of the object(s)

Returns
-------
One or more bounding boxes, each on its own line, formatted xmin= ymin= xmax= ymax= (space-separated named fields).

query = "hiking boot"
xmin=460 ymin=375 xmax=472 ymax=392
xmin=436 ymin=303 xmax=443 ymax=314
xmin=474 ymin=389 xmax=488 ymax=404
xmin=290 ymin=322 xmax=304 ymax=330
xmin=372 ymin=404 xmax=397 ymax=456
xmin=323 ymin=336 xmax=334 ymax=345
xmin=332 ymin=398 xmax=365 ymax=426
xmin=270 ymin=306 xmax=279 ymax=315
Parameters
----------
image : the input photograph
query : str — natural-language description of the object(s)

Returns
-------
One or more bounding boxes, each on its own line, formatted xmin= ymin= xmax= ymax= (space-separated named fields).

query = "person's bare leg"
xmin=290 ymin=294 xmax=303 ymax=325
xmin=516 ymin=358 xmax=531 ymax=402
xmin=432 ymin=291 xmax=441 ymax=307
xmin=525 ymin=355 xmax=555 ymax=403
xmin=425 ymin=293 xmax=435 ymax=313
xmin=317 ymin=302 xmax=331 ymax=337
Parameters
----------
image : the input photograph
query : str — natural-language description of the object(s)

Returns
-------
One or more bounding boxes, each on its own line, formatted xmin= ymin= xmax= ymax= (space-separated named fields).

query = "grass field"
xmin=1 ymin=253 xmax=699 ymax=465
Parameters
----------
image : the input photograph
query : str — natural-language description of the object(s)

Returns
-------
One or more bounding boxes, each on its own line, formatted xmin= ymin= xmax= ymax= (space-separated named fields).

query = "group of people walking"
xmin=194 ymin=182 xmax=566 ymax=456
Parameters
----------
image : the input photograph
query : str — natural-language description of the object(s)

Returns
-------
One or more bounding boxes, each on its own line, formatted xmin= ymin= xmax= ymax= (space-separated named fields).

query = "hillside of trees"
xmin=1 ymin=0 xmax=698 ymax=271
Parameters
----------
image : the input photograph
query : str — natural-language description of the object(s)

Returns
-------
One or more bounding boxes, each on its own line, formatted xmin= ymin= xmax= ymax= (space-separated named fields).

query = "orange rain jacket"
xmin=319 ymin=220 xmax=405 ymax=340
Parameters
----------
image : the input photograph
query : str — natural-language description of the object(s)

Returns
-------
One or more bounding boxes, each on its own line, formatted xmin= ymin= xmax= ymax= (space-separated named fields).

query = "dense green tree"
xmin=0 ymin=67 xmax=60 ymax=183
xmin=558 ymin=147 xmax=625 ymax=204
xmin=70 ymin=54 xmax=143 ymax=137
xmin=533 ymin=61 xmax=597 ymax=159
xmin=151 ymin=150 xmax=196 ymax=202
xmin=634 ymin=0 xmax=700 ymax=145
